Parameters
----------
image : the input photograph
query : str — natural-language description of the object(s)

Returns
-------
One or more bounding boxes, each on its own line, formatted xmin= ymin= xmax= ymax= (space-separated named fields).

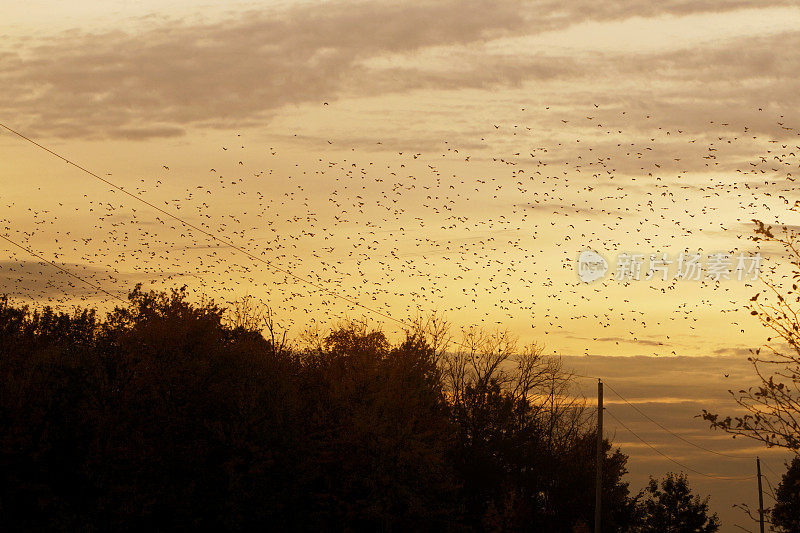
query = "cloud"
xmin=0 ymin=259 xmax=182 ymax=302
xmin=590 ymin=336 xmax=667 ymax=346
xmin=515 ymin=202 xmax=636 ymax=218
xmin=711 ymin=346 xmax=753 ymax=357
xmin=0 ymin=259 xmax=124 ymax=301
xmin=0 ymin=0 xmax=537 ymax=139
xmin=2 ymin=0 xmax=798 ymax=140
xmin=108 ymin=126 xmax=187 ymax=140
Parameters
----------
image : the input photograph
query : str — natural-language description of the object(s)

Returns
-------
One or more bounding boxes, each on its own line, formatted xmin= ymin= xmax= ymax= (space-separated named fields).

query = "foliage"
xmin=441 ymin=326 xmax=635 ymax=530
xmin=772 ymin=457 xmax=800 ymax=532
xmin=631 ymin=473 xmax=720 ymax=533
xmin=0 ymin=285 xmax=643 ymax=531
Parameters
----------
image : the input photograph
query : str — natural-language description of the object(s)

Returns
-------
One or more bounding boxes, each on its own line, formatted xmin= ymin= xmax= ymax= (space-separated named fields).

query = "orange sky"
xmin=3 ymin=1 xmax=800 ymax=529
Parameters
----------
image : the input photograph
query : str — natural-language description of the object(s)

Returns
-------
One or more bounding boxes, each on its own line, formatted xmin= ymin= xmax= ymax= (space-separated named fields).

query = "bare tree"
xmin=418 ymin=317 xmax=590 ymax=438
xmin=410 ymin=310 xmax=452 ymax=365
xmin=298 ymin=319 xmax=325 ymax=354
xmin=225 ymin=295 xmax=288 ymax=355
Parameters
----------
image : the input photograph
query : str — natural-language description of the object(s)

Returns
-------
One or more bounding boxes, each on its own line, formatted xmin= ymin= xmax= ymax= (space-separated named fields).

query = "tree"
xmin=292 ymin=320 xmax=460 ymax=530
xmin=702 ymin=221 xmax=800 ymax=450
xmin=0 ymin=288 xmax=641 ymax=531
xmin=772 ymin=457 xmax=800 ymax=532
xmin=0 ymin=288 xmax=468 ymax=531
xmin=438 ymin=325 xmax=636 ymax=531
xmin=633 ymin=473 xmax=720 ymax=533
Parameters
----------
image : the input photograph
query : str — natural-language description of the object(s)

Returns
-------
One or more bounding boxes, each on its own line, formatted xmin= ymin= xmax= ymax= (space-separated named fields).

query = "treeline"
xmin=0 ymin=286 xmax=715 ymax=531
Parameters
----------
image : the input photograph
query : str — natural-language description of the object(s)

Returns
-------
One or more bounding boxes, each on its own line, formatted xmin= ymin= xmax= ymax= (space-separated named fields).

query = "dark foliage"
xmin=631 ymin=473 xmax=719 ymax=533
xmin=0 ymin=286 xmax=642 ymax=531
xmin=772 ymin=457 xmax=800 ymax=532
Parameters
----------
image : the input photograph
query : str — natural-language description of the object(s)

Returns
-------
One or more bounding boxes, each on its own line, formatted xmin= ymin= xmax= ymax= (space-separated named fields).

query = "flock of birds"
xmin=2 ymin=104 xmax=799 ymax=356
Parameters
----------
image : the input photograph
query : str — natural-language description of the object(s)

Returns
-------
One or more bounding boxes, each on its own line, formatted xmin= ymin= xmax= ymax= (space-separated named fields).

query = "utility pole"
xmin=757 ymin=457 xmax=765 ymax=533
xmin=595 ymin=379 xmax=603 ymax=533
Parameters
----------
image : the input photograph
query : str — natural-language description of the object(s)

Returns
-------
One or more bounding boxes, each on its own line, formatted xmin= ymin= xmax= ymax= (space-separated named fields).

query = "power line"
xmin=606 ymin=408 xmax=756 ymax=481
xmin=760 ymin=458 xmax=785 ymax=480
xmin=572 ymin=373 xmax=758 ymax=475
xmin=604 ymin=381 xmax=752 ymax=460
xmin=0 ymin=122 xmax=533 ymax=356
xmin=572 ymin=370 xmax=757 ymax=461
xmin=0 ymin=233 xmax=127 ymax=303
xmin=0 ymin=122 xmax=408 ymax=328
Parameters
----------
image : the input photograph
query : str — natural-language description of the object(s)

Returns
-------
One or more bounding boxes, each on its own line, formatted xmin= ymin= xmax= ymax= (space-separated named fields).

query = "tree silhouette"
xmin=441 ymin=325 xmax=635 ymax=530
xmin=772 ymin=457 xmax=800 ymax=532
xmin=631 ymin=473 xmax=719 ymax=533
xmin=0 ymin=286 xmax=642 ymax=531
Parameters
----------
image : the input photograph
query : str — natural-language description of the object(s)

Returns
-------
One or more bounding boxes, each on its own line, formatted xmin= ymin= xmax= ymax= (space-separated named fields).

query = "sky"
xmin=3 ymin=1 xmax=800 ymax=529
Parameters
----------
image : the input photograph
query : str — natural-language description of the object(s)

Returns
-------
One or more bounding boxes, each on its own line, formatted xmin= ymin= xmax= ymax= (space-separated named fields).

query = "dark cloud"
xmin=515 ymin=202 xmax=636 ymax=218
xmin=0 ymin=259 xmax=124 ymax=301
xmin=0 ymin=259 xmax=181 ymax=302
xmin=590 ymin=336 xmax=667 ymax=346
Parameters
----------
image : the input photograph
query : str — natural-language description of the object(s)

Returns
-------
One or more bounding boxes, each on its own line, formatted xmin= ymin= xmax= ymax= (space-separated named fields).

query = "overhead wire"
xmin=605 ymin=409 xmax=756 ymax=481
xmin=604 ymin=380 xmax=752 ymax=460
xmin=0 ymin=232 xmax=127 ymax=303
xmin=0 ymin=122 xmax=409 ymax=328
xmin=572 ymin=371 xmax=766 ymax=469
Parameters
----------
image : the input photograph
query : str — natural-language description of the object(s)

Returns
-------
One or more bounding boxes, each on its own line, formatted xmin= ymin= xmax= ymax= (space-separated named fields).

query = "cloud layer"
xmin=2 ymin=0 xmax=799 ymax=139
